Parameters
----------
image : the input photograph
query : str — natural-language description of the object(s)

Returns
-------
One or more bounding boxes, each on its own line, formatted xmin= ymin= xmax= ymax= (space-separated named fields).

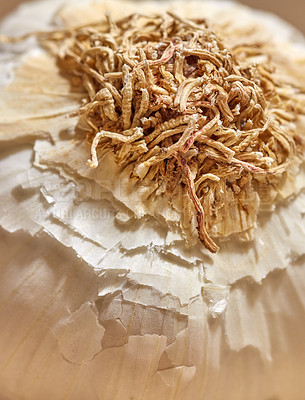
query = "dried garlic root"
xmin=2 ymin=12 xmax=305 ymax=253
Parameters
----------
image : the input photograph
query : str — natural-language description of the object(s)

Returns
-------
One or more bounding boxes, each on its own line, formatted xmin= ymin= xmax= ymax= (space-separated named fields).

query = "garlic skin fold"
xmin=0 ymin=1 xmax=305 ymax=399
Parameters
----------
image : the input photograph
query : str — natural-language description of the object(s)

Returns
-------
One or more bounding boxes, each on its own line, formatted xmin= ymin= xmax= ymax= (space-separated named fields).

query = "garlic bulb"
xmin=0 ymin=1 xmax=305 ymax=400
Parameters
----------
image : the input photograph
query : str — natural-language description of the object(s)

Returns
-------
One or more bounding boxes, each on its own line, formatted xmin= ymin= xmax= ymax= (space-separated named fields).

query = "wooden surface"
xmin=0 ymin=0 xmax=304 ymax=34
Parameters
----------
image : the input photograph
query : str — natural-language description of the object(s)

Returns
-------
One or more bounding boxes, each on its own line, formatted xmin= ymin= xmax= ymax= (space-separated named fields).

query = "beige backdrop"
xmin=0 ymin=0 xmax=304 ymax=34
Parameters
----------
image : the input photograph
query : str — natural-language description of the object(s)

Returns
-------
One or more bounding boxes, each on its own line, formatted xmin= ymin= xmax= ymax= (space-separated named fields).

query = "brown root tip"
xmin=199 ymin=233 xmax=219 ymax=254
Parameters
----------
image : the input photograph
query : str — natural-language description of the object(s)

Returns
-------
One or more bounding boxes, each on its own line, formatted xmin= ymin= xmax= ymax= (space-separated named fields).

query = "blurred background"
xmin=0 ymin=0 xmax=304 ymax=34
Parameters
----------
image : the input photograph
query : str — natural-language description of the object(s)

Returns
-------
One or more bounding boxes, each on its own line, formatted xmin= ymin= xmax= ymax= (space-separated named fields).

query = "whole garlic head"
xmin=0 ymin=1 xmax=305 ymax=400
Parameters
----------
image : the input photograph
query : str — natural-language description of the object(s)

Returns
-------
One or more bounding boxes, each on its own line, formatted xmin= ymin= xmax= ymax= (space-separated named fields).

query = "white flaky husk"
xmin=0 ymin=1 xmax=305 ymax=400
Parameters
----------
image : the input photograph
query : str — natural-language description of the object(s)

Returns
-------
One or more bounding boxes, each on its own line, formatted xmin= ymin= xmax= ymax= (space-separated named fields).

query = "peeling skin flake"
xmin=55 ymin=302 xmax=105 ymax=364
xmin=201 ymin=284 xmax=229 ymax=318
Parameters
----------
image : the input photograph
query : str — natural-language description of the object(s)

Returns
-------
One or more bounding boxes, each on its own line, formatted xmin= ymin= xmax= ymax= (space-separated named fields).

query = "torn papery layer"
xmin=0 ymin=1 xmax=305 ymax=400
xmin=32 ymin=134 xmax=305 ymax=285
xmin=1 ymin=224 xmax=305 ymax=400
xmin=2 ymin=139 xmax=304 ymax=289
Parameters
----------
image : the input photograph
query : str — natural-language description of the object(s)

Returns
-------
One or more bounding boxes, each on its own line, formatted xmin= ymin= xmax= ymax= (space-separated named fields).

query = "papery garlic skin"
xmin=0 ymin=1 xmax=305 ymax=400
